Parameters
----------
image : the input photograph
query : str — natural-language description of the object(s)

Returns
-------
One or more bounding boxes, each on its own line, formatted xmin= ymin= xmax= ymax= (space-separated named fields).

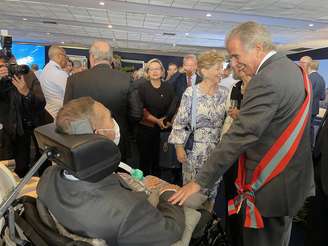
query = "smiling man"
xmin=169 ymin=21 xmax=315 ymax=246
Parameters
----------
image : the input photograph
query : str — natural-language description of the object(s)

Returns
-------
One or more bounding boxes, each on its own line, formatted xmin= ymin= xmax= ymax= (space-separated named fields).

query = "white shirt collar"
xmin=255 ymin=50 xmax=277 ymax=75
xmin=49 ymin=60 xmax=62 ymax=69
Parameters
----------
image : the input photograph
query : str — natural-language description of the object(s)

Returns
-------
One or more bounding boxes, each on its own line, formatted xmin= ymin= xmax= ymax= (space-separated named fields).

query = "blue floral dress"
xmin=168 ymin=84 xmax=228 ymax=200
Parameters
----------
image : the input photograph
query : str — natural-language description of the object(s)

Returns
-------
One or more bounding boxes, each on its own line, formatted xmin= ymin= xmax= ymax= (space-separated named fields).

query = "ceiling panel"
xmin=0 ymin=0 xmax=328 ymax=54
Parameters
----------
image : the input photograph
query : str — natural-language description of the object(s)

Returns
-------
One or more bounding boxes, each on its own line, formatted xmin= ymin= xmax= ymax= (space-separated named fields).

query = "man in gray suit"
xmin=170 ymin=21 xmax=315 ymax=246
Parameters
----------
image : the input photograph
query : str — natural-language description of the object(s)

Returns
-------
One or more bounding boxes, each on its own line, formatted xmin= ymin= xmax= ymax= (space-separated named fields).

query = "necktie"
xmin=187 ymin=75 xmax=192 ymax=87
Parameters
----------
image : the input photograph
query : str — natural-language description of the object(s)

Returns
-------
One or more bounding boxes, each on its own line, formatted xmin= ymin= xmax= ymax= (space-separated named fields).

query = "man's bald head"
xmin=89 ymin=40 xmax=113 ymax=67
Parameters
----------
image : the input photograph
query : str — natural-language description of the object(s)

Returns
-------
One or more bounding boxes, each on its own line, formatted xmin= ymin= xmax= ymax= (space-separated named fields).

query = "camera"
xmin=0 ymin=35 xmax=29 ymax=89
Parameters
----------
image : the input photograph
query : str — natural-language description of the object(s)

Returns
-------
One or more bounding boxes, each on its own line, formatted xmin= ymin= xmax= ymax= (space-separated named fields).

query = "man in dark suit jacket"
xmin=305 ymin=110 xmax=328 ymax=246
xmin=170 ymin=21 xmax=315 ymax=246
xmin=168 ymin=54 xmax=201 ymax=103
xmin=299 ymin=56 xmax=326 ymax=146
xmin=64 ymin=40 xmax=130 ymax=161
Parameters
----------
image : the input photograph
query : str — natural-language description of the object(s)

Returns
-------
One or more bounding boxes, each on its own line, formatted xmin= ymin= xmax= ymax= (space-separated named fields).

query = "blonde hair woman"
xmin=136 ymin=58 xmax=177 ymax=176
xmin=169 ymin=50 xmax=229 ymax=208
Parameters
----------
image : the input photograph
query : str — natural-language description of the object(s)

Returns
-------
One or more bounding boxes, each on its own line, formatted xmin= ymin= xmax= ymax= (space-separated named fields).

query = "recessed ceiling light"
xmin=206 ymin=13 xmax=212 ymax=17
xmin=99 ymin=1 xmax=105 ymax=6
xmin=185 ymin=32 xmax=189 ymax=36
xmin=107 ymin=24 xmax=113 ymax=28
xmin=46 ymin=32 xmax=51 ymax=35
xmin=61 ymin=41 xmax=65 ymax=44
xmin=309 ymin=23 xmax=314 ymax=27
xmin=22 ymin=18 xmax=27 ymax=21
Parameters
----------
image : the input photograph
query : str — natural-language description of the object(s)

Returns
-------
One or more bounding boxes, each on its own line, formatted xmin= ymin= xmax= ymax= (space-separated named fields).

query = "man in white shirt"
xmin=40 ymin=45 xmax=68 ymax=119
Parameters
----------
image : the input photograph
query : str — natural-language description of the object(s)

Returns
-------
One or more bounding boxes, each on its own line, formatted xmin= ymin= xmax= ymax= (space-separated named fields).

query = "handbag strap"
xmin=191 ymin=76 xmax=197 ymax=131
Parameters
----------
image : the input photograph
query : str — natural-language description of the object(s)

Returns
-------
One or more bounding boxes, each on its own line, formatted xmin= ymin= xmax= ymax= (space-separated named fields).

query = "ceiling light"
xmin=107 ymin=24 xmax=113 ymax=28
xmin=99 ymin=1 xmax=105 ymax=6
xmin=185 ymin=32 xmax=189 ymax=36
xmin=206 ymin=13 xmax=212 ymax=17
xmin=22 ymin=18 xmax=27 ymax=21
xmin=61 ymin=41 xmax=65 ymax=44
xmin=46 ymin=32 xmax=51 ymax=35
xmin=173 ymin=43 xmax=176 ymax=47
xmin=308 ymin=23 xmax=314 ymax=27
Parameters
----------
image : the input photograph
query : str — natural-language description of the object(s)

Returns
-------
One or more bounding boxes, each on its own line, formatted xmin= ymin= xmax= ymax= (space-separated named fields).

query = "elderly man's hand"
xmin=168 ymin=181 xmax=201 ymax=206
xmin=0 ymin=64 xmax=9 ymax=78
xmin=12 ymin=75 xmax=30 ymax=96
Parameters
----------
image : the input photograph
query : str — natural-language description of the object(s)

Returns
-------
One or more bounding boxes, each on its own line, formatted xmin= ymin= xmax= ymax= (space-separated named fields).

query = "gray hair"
xmin=89 ymin=40 xmax=113 ymax=62
xmin=48 ymin=45 xmax=65 ymax=60
xmin=183 ymin=54 xmax=197 ymax=64
xmin=225 ymin=21 xmax=276 ymax=52
xmin=56 ymin=97 xmax=96 ymax=134
xmin=73 ymin=60 xmax=82 ymax=68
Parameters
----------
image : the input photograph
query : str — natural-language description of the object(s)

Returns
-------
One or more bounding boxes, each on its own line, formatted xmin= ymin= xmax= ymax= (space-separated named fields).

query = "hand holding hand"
xmin=157 ymin=117 xmax=166 ymax=129
xmin=168 ymin=181 xmax=201 ymax=206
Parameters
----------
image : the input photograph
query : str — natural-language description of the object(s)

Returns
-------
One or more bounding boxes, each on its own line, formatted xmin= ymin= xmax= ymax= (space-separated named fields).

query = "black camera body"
xmin=0 ymin=35 xmax=29 ymax=89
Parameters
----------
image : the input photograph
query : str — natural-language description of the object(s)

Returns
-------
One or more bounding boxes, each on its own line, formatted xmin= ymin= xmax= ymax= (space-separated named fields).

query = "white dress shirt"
xmin=40 ymin=60 xmax=68 ymax=119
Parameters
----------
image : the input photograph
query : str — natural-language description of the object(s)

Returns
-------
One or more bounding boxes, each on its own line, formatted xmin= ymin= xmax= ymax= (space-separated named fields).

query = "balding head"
xmin=299 ymin=56 xmax=312 ymax=73
xmin=48 ymin=45 xmax=67 ymax=68
xmin=89 ymin=40 xmax=113 ymax=67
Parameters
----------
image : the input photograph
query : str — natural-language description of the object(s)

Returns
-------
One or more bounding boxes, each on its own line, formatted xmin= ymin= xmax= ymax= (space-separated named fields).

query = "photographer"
xmin=0 ymin=54 xmax=46 ymax=177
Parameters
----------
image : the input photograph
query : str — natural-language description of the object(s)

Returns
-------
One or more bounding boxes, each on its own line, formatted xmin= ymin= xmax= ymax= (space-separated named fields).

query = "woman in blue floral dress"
xmin=168 ymin=50 xmax=228 ymax=204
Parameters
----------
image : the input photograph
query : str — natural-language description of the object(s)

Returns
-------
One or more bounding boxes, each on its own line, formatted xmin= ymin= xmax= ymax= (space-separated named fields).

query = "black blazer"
xmin=64 ymin=64 xmax=130 ymax=160
xmin=313 ymin=110 xmax=328 ymax=195
xmin=169 ymin=72 xmax=201 ymax=103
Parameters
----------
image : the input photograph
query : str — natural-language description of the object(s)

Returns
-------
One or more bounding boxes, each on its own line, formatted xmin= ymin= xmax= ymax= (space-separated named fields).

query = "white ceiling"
xmin=1 ymin=0 xmax=328 ymax=55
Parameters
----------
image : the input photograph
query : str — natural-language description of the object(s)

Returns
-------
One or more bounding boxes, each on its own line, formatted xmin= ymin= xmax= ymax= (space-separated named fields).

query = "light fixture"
xmin=185 ymin=32 xmax=189 ymax=36
xmin=173 ymin=43 xmax=176 ymax=47
xmin=308 ymin=23 xmax=314 ymax=27
xmin=206 ymin=13 xmax=212 ymax=17
xmin=107 ymin=24 xmax=113 ymax=28
xmin=22 ymin=18 xmax=27 ymax=21
xmin=61 ymin=41 xmax=65 ymax=44
xmin=99 ymin=1 xmax=105 ymax=6
xmin=46 ymin=32 xmax=51 ymax=35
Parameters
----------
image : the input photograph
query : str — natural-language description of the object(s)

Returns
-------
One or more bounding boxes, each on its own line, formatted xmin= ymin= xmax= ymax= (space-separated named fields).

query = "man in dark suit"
xmin=64 ymin=40 xmax=130 ymax=161
xmin=168 ymin=54 xmax=201 ymax=103
xmin=299 ymin=56 xmax=326 ymax=146
xmin=170 ymin=21 xmax=315 ymax=246
xmin=305 ymin=110 xmax=328 ymax=246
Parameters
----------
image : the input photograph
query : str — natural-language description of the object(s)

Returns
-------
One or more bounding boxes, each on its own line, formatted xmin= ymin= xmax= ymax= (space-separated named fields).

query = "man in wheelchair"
xmin=36 ymin=97 xmax=185 ymax=245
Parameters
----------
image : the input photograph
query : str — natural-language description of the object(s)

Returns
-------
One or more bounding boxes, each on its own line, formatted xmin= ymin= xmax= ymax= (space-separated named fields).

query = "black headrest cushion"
xmin=34 ymin=123 xmax=121 ymax=182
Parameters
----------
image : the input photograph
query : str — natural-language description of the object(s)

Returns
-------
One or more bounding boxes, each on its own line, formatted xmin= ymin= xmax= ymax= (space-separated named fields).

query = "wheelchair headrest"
xmin=34 ymin=123 xmax=121 ymax=182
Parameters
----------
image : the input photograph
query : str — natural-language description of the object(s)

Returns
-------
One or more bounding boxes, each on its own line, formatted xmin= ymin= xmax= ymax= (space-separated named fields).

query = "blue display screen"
xmin=12 ymin=43 xmax=45 ymax=69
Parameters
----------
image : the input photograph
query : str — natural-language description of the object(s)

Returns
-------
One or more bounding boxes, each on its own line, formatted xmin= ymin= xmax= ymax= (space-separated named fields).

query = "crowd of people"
xmin=0 ymin=21 xmax=327 ymax=246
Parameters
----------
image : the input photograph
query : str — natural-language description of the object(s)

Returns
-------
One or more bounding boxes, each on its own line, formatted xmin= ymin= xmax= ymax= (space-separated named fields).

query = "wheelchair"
xmin=0 ymin=124 xmax=229 ymax=246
